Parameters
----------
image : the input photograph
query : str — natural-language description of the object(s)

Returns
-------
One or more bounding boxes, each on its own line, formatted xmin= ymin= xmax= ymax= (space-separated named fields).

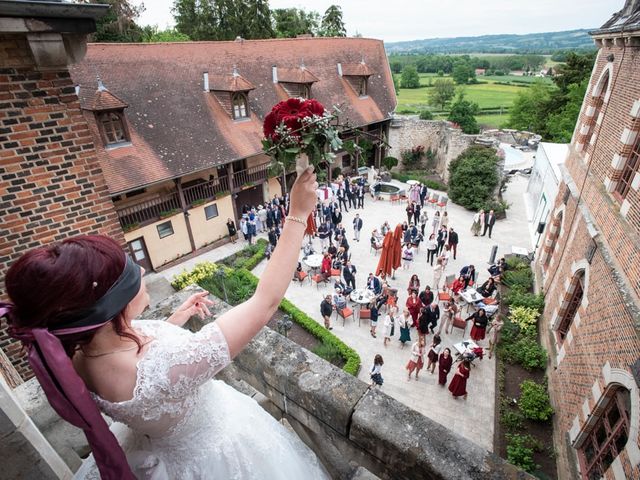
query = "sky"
xmin=133 ymin=0 xmax=625 ymax=42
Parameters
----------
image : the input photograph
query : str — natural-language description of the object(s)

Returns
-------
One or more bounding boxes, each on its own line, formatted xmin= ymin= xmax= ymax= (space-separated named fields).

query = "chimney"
xmin=337 ymin=63 xmax=343 ymax=77
xmin=272 ymin=65 xmax=278 ymax=83
xmin=203 ymin=72 xmax=209 ymax=92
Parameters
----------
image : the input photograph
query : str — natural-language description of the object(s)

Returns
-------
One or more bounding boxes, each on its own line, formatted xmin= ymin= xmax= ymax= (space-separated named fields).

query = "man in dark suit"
xmin=448 ymin=227 xmax=459 ymax=260
xmin=419 ymin=286 xmax=434 ymax=307
xmin=337 ymin=185 xmax=349 ymax=212
xmin=426 ymin=302 xmax=440 ymax=333
xmin=482 ymin=209 xmax=496 ymax=238
xmin=419 ymin=184 xmax=428 ymax=207
xmin=343 ymin=260 xmax=357 ymax=290
xmin=353 ymin=214 xmax=363 ymax=242
xmin=367 ymin=273 xmax=382 ymax=295
xmin=320 ymin=295 xmax=334 ymax=330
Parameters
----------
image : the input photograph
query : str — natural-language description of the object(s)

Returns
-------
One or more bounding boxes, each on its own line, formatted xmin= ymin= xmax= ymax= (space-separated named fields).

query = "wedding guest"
xmin=471 ymin=209 xmax=484 ymax=236
xmin=398 ymin=309 xmax=412 ymax=347
xmin=367 ymin=273 xmax=382 ymax=295
xmin=426 ymin=334 xmax=442 ymax=374
xmin=477 ymin=277 xmax=497 ymax=298
xmin=488 ymin=314 xmax=504 ymax=359
xmin=440 ymin=211 xmax=449 ymax=229
xmin=448 ymin=227 xmax=459 ymax=260
xmin=449 ymin=359 xmax=471 ymax=399
xmin=407 ymin=274 xmax=420 ymax=295
xmin=406 ymin=202 xmax=415 ymax=225
xmin=370 ymin=303 xmax=379 ymax=338
xmin=352 ymin=214 xmax=363 ymax=242
xmin=383 ymin=307 xmax=397 ymax=347
xmin=413 ymin=203 xmax=421 ymax=226
xmin=320 ymin=252 xmax=332 ymax=279
xmin=369 ymin=354 xmax=384 ymax=387
xmin=226 ymin=218 xmax=238 ymax=243
xmin=402 ymin=244 xmax=414 ymax=270
xmin=318 ymin=220 xmax=331 ymax=249
xmin=460 ymin=264 xmax=476 ymax=288
xmin=439 ymin=244 xmax=451 ymax=268
xmin=406 ymin=289 xmax=422 ymax=328
xmin=320 ymin=295 xmax=333 ymax=330
xmin=426 ymin=233 xmax=438 ymax=266
xmin=417 ymin=306 xmax=430 ymax=342
xmin=426 ymin=302 xmax=440 ymax=334
xmin=440 ymin=301 xmax=460 ymax=335
xmin=467 ymin=308 xmax=489 ymax=341
xmin=406 ymin=337 xmax=425 ymax=381
xmin=419 ymin=209 xmax=428 ymax=236
xmin=419 ymin=286 xmax=434 ymax=308
xmin=342 ymin=260 xmax=357 ymax=291
xmin=482 ymin=209 xmax=496 ymax=238
xmin=432 ymin=257 xmax=445 ymax=290
xmin=432 ymin=211 xmax=441 ymax=235
xmin=451 ymin=275 xmax=466 ymax=296
xmin=438 ymin=348 xmax=453 ymax=386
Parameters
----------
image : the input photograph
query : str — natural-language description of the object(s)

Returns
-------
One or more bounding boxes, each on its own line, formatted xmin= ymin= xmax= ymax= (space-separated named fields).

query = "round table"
xmin=406 ymin=179 xmax=419 ymax=186
xmin=350 ymin=288 xmax=376 ymax=325
xmin=303 ymin=254 xmax=323 ymax=270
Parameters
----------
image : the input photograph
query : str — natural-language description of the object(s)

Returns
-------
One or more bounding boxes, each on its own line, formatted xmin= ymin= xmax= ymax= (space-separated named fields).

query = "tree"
xmin=86 ymin=0 xmax=144 ymax=42
xmin=452 ymin=63 xmax=474 ymax=84
xmin=448 ymin=92 xmax=480 ymax=134
xmin=506 ymin=80 xmax=553 ymax=135
xmin=546 ymin=80 xmax=588 ymax=142
xmin=237 ymin=0 xmax=274 ymax=39
xmin=141 ymin=26 xmax=191 ymax=42
xmin=320 ymin=5 xmax=346 ymax=37
xmin=272 ymin=7 xmax=319 ymax=38
xmin=428 ymin=78 xmax=455 ymax=111
xmin=389 ymin=61 xmax=402 ymax=74
xmin=448 ymin=146 xmax=500 ymax=210
xmin=553 ymin=51 xmax=596 ymax=93
xmin=392 ymin=74 xmax=400 ymax=95
xmin=400 ymin=64 xmax=420 ymax=89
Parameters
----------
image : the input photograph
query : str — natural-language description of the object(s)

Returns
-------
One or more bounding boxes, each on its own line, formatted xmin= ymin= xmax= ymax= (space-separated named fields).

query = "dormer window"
xmin=274 ymin=65 xmax=318 ymax=100
xmin=99 ymin=110 xmax=128 ymax=145
xmin=80 ymin=81 xmax=131 ymax=148
xmin=232 ymin=93 xmax=249 ymax=119
xmin=339 ymin=61 xmax=373 ymax=98
xmin=207 ymin=68 xmax=255 ymax=121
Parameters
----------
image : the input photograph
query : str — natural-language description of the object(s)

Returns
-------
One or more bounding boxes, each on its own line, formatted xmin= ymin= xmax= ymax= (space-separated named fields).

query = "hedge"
xmin=172 ymin=244 xmax=361 ymax=376
xmin=390 ymin=171 xmax=448 ymax=191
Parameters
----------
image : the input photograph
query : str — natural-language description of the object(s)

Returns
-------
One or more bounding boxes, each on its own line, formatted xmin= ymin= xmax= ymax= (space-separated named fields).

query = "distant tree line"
xmin=389 ymin=53 xmax=547 ymax=76
xmin=87 ymin=0 xmax=349 ymax=42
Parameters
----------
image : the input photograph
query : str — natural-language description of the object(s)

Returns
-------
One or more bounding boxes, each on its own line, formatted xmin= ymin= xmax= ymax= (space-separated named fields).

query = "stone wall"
xmin=387 ymin=117 xmax=477 ymax=181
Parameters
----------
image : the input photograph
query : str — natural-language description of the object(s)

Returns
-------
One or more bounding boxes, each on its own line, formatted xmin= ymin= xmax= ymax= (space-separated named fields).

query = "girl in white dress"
xmin=383 ymin=306 xmax=397 ymax=347
xmin=3 ymin=168 xmax=328 ymax=480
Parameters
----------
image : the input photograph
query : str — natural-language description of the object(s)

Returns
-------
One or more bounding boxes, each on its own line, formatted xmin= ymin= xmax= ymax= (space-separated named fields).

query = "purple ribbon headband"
xmin=1 ymin=255 xmax=142 ymax=479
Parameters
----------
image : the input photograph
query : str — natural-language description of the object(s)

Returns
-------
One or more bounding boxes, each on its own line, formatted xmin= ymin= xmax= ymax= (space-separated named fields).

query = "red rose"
xmin=263 ymin=98 xmax=326 ymax=142
xmin=303 ymin=99 xmax=324 ymax=117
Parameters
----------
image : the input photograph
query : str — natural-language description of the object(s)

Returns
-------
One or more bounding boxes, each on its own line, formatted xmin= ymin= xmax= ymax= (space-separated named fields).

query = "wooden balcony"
xmin=233 ymin=162 xmax=270 ymax=190
xmin=182 ymin=176 xmax=229 ymax=206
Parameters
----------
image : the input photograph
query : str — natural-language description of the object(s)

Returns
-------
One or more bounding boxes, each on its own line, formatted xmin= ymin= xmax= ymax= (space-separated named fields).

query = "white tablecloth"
xmin=304 ymin=254 xmax=323 ymax=269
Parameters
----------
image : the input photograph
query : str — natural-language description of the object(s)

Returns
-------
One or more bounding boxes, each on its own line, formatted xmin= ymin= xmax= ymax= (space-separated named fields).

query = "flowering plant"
xmin=262 ymin=98 xmax=343 ymax=175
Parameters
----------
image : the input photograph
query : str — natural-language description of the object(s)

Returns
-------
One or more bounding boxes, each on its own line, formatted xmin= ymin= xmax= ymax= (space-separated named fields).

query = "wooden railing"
xmin=117 ymin=191 xmax=181 ymax=229
xmin=182 ymin=176 xmax=229 ymax=206
xmin=233 ymin=162 xmax=270 ymax=188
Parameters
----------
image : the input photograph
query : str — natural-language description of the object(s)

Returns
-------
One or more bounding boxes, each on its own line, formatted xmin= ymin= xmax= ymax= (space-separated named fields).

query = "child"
xmin=370 ymin=354 xmax=384 ymax=387
xmin=383 ymin=307 xmax=396 ymax=347
xmin=402 ymin=244 xmax=414 ymax=270
xmin=370 ymin=303 xmax=379 ymax=338
xmin=426 ymin=334 xmax=442 ymax=374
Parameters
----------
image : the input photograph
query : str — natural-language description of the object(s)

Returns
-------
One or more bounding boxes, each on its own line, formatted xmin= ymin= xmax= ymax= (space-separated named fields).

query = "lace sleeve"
xmin=147 ymin=321 xmax=231 ymax=400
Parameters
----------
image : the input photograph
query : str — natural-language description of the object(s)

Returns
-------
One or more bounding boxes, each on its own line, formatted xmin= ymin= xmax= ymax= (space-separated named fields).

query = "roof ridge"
xmin=88 ymin=37 xmax=384 ymax=46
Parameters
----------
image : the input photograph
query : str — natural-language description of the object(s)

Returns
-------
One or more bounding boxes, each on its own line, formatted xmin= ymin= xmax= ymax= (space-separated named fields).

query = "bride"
xmin=2 ymin=168 xmax=329 ymax=479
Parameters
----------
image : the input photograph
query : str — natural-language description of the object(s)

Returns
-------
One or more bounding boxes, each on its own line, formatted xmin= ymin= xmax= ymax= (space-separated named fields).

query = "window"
xmin=205 ymin=203 xmax=219 ymax=220
xmin=357 ymin=77 xmax=368 ymax=96
xmin=98 ymin=111 xmax=128 ymax=145
xmin=300 ymin=84 xmax=310 ymax=99
xmin=557 ymin=269 xmax=584 ymax=342
xmin=585 ymin=73 xmax=609 ymax=148
xmin=157 ymin=221 xmax=174 ymax=239
xmin=232 ymin=93 xmax=248 ymax=119
xmin=578 ymin=388 xmax=630 ymax=480
xmin=615 ymin=135 xmax=640 ymax=200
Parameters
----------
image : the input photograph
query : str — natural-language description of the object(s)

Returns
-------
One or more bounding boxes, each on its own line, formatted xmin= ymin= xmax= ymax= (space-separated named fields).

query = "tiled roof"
xmin=591 ymin=0 xmax=640 ymax=35
xmin=209 ymin=73 xmax=255 ymax=92
xmin=70 ymin=37 xmax=396 ymax=194
xmin=82 ymin=88 xmax=128 ymax=111
xmin=276 ymin=66 xmax=320 ymax=84
xmin=341 ymin=62 xmax=373 ymax=77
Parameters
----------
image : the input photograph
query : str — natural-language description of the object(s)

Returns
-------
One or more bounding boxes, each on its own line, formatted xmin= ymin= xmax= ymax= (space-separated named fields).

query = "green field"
xmin=395 ymin=73 xmax=553 ymax=129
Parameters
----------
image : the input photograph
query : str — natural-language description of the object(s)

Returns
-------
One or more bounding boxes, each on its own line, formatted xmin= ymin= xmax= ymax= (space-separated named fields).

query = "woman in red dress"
xmin=405 ymin=289 xmax=422 ymax=328
xmin=448 ymin=359 xmax=471 ymax=399
xmin=468 ymin=308 xmax=488 ymax=341
xmin=438 ymin=348 xmax=453 ymax=386
xmin=320 ymin=252 xmax=331 ymax=279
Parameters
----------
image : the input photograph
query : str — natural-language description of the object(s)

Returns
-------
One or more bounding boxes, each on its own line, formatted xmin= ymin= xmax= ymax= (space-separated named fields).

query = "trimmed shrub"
xmin=501 ymin=407 xmax=524 ymax=433
xmin=519 ymin=380 xmax=554 ymax=421
xmin=448 ymin=146 xmax=500 ymax=210
xmin=504 ymin=287 xmax=545 ymax=312
xmin=502 ymin=336 xmax=547 ymax=370
xmin=509 ymin=306 xmax=540 ymax=336
xmin=503 ymin=266 xmax=534 ymax=291
xmin=312 ymin=340 xmax=343 ymax=364
xmin=419 ymin=109 xmax=434 ymax=120
xmin=171 ymin=261 xmax=220 ymax=290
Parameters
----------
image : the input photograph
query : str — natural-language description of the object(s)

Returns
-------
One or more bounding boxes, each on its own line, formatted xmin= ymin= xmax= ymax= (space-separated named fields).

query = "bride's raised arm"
xmin=215 ymin=167 xmax=318 ymax=358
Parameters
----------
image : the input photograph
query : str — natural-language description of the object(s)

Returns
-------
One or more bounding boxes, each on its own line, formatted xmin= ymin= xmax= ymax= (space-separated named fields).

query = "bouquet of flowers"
xmin=262 ymin=98 xmax=343 ymax=176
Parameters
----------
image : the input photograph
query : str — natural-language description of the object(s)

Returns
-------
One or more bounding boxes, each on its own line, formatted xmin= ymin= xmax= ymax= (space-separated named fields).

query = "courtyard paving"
xmin=155 ymin=173 xmax=533 ymax=452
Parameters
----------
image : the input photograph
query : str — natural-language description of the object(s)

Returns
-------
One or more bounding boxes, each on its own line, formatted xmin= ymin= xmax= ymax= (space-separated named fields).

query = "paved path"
xmin=153 ymin=175 xmax=532 ymax=452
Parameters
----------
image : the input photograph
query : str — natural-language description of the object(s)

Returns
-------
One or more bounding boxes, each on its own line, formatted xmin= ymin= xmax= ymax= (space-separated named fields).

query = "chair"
xmin=451 ymin=314 xmax=467 ymax=336
xmin=438 ymin=290 xmax=452 ymax=306
xmin=336 ymin=306 xmax=354 ymax=326
xmin=358 ymin=307 xmax=371 ymax=327
xmin=311 ymin=273 xmax=328 ymax=289
xmin=370 ymin=243 xmax=383 ymax=255
xmin=330 ymin=268 xmax=342 ymax=277
xmin=399 ymin=193 xmax=409 ymax=204
xmin=390 ymin=194 xmax=400 ymax=205
xmin=437 ymin=195 xmax=448 ymax=211
xmin=294 ymin=270 xmax=308 ymax=284
xmin=428 ymin=193 xmax=438 ymax=208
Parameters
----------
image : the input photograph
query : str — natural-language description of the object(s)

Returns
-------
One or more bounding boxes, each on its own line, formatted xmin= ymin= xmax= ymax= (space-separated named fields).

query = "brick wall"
xmin=539 ymin=42 xmax=640 ymax=479
xmin=0 ymin=34 xmax=124 ymax=379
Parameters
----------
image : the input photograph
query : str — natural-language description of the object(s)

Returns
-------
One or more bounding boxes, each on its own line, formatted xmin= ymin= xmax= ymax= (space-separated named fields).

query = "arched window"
xmin=585 ymin=72 xmax=609 ymax=148
xmin=357 ymin=77 xmax=368 ymax=96
xmin=578 ymin=388 xmax=631 ymax=480
xmin=615 ymin=134 xmax=640 ymax=200
xmin=232 ymin=93 xmax=248 ymax=119
xmin=98 ymin=110 xmax=128 ymax=145
xmin=543 ymin=211 xmax=563 ymax=268
xmin=557 ymin=269 xmax=584 ymax=342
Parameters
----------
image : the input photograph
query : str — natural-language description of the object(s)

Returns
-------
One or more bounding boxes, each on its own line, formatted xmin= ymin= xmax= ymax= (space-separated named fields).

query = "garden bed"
xmin=494 ymin=257 xmax=557 ymax=479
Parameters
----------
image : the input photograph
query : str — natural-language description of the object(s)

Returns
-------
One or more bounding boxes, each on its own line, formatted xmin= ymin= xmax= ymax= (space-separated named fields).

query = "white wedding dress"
xmin=75 ymin=320 xmax=329 ymax=479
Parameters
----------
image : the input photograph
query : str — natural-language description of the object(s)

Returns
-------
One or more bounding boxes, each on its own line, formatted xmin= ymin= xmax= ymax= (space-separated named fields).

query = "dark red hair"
xmin=5 ymin=235 xmax=141 ymax=357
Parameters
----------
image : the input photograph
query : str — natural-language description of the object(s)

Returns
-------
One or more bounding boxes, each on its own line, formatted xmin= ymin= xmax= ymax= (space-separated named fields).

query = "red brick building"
xmin=538 ymin=1 xmax=640 ymax=479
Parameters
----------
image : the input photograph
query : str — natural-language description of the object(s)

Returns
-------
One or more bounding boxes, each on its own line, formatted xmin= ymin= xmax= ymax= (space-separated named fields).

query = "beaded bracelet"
xmin=285 ymin=215 xmax=307 ymax=227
